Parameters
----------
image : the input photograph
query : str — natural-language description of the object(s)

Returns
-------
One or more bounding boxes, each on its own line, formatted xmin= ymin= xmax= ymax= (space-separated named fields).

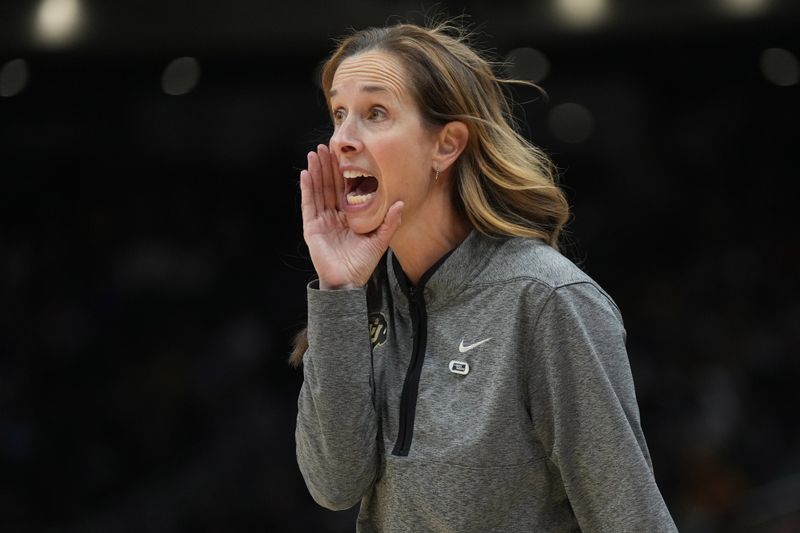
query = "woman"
xmin=292 ymin=21 xmax=677 ymax=532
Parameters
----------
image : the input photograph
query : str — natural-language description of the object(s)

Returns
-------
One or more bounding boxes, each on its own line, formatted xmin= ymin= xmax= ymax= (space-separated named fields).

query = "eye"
xmin=333 ymin=108 xmax=346 ymax=123
xmin=368 ymin=107 xmax=387 ymax=120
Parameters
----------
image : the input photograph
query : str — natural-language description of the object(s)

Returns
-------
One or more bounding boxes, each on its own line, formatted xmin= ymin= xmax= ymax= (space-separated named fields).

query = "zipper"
xmin=390 ymin=251 xmax=455 ymax=456
xmin=391 ymin=283 xmax=427 ymax=456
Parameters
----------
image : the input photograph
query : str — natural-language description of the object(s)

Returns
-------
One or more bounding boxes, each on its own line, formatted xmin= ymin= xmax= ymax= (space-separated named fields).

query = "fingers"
xmin=307 ymin=151 xmax=325 ymax=216
xmin=299 ymin=169 xmax=316 ymax=223
xmin=306 ymin=146 xmax=341 ymax=215
xmin=317 ymin=144 xmax=338 ymax=210
xmin=329 ymin=146 xmax=344 ymax=210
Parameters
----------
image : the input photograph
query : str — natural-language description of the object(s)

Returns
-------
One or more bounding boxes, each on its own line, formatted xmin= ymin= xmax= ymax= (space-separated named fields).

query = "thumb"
xmin=373 ymin=201 xmax=404 ymax=246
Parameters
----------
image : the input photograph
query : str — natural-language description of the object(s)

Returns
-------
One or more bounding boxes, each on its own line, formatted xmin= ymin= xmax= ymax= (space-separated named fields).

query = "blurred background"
xmin=1 ymin=0 xmax=799 ymax=531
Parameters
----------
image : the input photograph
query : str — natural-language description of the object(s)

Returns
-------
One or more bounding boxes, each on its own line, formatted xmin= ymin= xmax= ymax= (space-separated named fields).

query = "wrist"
xmin=318 ymin=279 xmax=360 ymax=291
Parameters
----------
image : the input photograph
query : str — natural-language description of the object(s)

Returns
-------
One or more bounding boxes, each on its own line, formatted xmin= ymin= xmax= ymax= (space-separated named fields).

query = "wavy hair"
xmin=290 ymin=21 xmax=569 ymax=366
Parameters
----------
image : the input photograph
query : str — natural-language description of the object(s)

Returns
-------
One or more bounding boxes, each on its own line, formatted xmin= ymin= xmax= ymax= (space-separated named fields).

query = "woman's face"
xmin=329 ymin=51 xmax=439 ymax=235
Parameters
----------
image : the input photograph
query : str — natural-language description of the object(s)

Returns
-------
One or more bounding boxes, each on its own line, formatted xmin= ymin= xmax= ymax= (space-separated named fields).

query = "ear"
xmin=434 ymin=121 xmax=469 ymax=174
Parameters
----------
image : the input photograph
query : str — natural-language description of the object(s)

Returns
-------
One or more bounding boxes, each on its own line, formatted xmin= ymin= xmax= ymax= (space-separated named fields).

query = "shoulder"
xmin=472 ymin=235 xmax=622 ymax=321
xmin=473 ymin=235 xmax=591 ymax=289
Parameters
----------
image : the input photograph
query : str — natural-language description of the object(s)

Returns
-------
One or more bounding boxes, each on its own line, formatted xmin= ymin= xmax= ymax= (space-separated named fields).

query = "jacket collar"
xmin=387 ymin=230 xmax=505 ymax=311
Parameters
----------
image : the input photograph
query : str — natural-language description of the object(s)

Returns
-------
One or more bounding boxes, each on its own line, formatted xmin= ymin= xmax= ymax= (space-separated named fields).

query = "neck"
xmin=389 ymin=186 xmax=471 ymax=286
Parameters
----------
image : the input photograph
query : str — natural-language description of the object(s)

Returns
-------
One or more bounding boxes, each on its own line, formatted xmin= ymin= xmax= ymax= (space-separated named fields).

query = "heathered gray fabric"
xmin=296 ymin=230 xmax=678 ymax=532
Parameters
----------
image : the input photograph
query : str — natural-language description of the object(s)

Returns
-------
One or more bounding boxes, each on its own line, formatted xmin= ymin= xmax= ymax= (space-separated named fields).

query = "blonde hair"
xmin=290 ymin=21 xmax=569 ymax=366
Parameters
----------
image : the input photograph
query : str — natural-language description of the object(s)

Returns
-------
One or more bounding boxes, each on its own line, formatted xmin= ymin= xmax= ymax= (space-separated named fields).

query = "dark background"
xmin=2 ymin=0 xmax=799 ymax=531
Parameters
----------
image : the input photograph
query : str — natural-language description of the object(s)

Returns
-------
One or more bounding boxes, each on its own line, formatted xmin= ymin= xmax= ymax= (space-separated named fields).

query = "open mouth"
xmin=343 ymin=170 xmax=379 ymax=206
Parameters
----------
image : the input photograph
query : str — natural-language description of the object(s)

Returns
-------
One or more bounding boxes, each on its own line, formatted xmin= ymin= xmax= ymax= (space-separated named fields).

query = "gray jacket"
xmin=296 ymin=231 xmax=677 ymax=532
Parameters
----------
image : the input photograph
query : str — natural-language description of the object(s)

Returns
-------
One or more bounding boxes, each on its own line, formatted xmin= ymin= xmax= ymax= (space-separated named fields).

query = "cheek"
xmin=386 ymin=138 xmax=428 ymax=170
xmin=370 ymin=129 xmax=433 ymax=194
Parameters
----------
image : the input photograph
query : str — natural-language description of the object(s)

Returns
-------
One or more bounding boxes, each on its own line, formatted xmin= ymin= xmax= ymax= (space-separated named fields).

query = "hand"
xmin=300 ymin=144 xmax=404 ymax=290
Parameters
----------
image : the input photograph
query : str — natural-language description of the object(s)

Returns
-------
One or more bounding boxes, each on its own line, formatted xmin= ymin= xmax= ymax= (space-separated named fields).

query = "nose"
xmin=329 ymin=115 xmax=363 ymax=156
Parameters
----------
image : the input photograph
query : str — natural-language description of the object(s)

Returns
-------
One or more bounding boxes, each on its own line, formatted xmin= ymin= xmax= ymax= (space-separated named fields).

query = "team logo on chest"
xmin=368 ymin=312 xmax=388 ymax=348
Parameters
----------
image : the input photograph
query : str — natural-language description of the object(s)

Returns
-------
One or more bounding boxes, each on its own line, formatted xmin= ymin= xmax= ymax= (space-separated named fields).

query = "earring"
xmin=434 ymin=163 xmax=440 ymax=182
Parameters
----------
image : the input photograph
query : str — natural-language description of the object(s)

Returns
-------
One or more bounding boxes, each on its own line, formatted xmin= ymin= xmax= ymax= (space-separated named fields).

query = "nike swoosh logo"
xmin=458 ymin=337 xmax=492 ymax=353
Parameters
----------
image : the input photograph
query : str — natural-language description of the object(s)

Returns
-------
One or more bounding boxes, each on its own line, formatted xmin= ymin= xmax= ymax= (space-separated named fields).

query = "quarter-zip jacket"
xmin=295 ymin=231 xmax=677 ymax=532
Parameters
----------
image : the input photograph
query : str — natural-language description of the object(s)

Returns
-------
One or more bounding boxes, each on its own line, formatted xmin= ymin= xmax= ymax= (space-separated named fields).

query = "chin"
xmin=344 ymin=213 xmax=382 ymax=235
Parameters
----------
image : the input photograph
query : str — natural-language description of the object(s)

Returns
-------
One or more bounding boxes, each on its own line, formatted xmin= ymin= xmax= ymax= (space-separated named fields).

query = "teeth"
xmin=346 ymin=192 xmax=376 ymax=205
xmin=343 ymin=170 xmax=374 ymax=179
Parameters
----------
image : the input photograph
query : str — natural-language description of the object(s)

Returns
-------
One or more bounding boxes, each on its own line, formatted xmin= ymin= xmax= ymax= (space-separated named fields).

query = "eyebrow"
xmin=329 ymin=84 xmax=393 ymax=98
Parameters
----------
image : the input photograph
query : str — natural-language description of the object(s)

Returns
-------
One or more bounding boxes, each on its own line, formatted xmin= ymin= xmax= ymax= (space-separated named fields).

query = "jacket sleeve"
xmin=295 ymin=281 xmax=378 ymax=510
xmin=527 ymin=282 xmax=678 ymax=532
